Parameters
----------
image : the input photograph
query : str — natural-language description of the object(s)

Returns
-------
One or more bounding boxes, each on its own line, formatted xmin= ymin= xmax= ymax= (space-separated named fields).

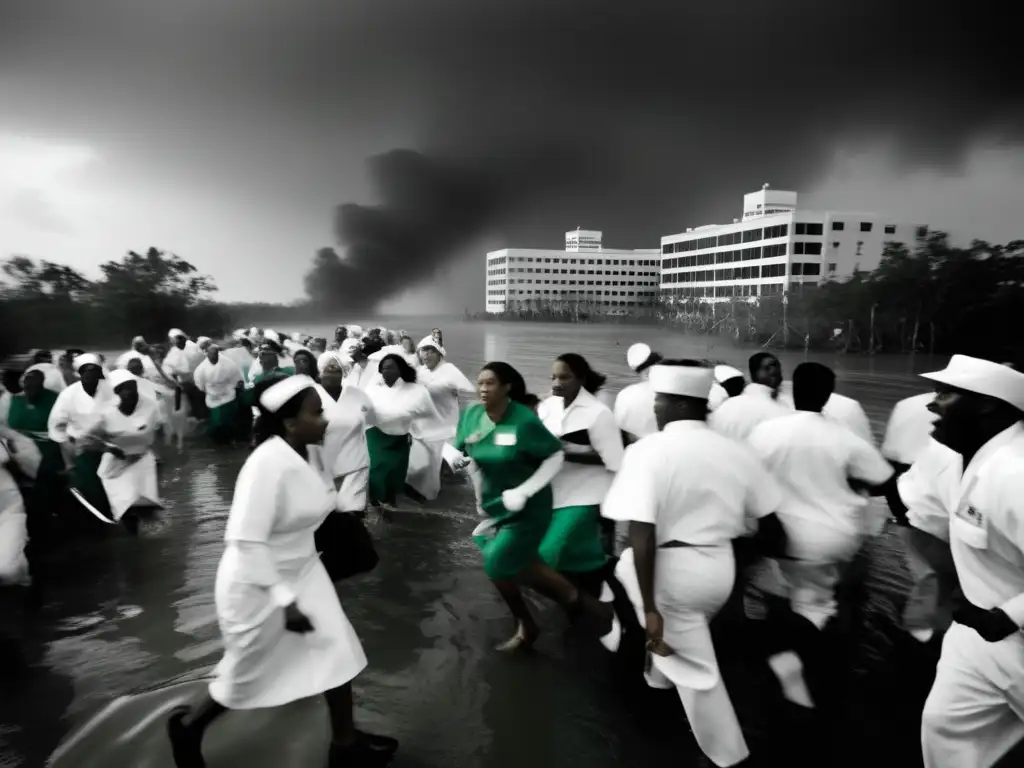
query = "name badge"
xmin=494 ymin=430 xmax=517 ymax=447
xmin=953 ymin=500 xmax=988 ymax=550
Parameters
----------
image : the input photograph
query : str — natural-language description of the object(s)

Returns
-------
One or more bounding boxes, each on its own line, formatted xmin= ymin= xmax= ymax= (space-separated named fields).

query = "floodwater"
xmin=0 ymin=320 xmax=939 ymax=768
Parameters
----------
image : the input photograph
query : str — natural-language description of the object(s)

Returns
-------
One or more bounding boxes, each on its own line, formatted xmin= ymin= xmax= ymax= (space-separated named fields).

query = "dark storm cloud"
xmin=2 ymin=0 xmax=1020 ymax=306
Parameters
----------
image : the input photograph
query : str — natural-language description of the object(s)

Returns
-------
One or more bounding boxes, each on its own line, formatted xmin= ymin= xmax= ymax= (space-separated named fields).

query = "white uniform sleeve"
xmin=588 ymin=409 xmax=625 ymax=473
xmin=741 ymin=448 xmax=783 ymax=520
xmin=846 ymin=434 xmax=895 ymax=486
xmin=47 ymin=387 xmax=75 ymax=443
xmin=602 ymin=443 xmax=657 ymax=524
xmin=898 ymin=449 xmax=951 ymax=542
xmin=832 ymin=399 xmax=874 ymax=444
xmin=515 ymin=452 xmax=565 ymax=499
xmin=880 ymin=401 xmax=906 ymax=462
xmin=193 ymin=362 xmax=208 ymax=393
xmin=224 ymin=454 xmax=296 ymax=606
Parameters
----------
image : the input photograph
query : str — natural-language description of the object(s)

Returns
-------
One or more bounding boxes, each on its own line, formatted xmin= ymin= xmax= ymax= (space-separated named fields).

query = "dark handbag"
xmin=315 ymin=511 xmax=379 ymax=581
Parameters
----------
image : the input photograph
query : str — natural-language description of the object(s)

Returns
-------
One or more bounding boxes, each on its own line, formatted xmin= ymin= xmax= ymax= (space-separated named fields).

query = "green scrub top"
xmin=456 ymin=400 xmax=564 ymax=580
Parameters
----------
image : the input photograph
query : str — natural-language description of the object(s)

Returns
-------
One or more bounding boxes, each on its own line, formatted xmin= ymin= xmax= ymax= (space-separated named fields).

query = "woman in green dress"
xmin=536 ymin=354 xmax=624 ymax=595
xmin=455 ymin=361 xmax=614 ymax=652
xmin=46 ymin=354 xmax=115 ymax=523
xmin=5 ymin=366 xmax=65 ymax=579
xmin=364 ymin=354 xmax=437 ymax=512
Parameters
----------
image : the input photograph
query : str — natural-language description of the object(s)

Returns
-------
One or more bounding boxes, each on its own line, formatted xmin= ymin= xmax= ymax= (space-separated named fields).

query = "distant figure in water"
xmin=167 ymin=375 xmax=397 ymax=768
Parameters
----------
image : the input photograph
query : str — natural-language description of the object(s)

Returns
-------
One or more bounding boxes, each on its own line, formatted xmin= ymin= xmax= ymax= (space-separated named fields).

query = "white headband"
xmin=259 ymin=374 xmax=315 ymax=413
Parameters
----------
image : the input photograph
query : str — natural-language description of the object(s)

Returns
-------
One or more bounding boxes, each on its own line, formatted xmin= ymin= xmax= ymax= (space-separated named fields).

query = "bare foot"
xmin=495 ymin=621 xmax=539 ymax=652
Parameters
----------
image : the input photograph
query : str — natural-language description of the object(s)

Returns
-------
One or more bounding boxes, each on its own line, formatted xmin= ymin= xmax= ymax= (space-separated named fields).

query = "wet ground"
xmin=0 ymin=320 xmax=947 ymax=767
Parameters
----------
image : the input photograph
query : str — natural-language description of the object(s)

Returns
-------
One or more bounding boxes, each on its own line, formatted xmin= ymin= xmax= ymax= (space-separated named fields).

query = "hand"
xmin=644 ymin=610 xmax=672 ymax=656
xmin=284 ymin=602 xmax=314 ymax=634
xmin=952 ymin=591 xmax=1019 ymax=642
xmin=501 ymin=487 xmax=529 ymax=513
xmin=452 ymin=456 xmax=471 ymax=472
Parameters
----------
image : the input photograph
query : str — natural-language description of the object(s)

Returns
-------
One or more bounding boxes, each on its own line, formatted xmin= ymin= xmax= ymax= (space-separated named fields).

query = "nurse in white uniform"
xmin=90 ymin=370 xmax=164 ymax=533
xmin=166 ymin=375 xmax=397 ymax=768
xmin=708 ymin=365 xmax=746 ymax=412
xmin=406 ymin=336 xmax=475 ymax=501
xmin=613 ymin=342 xmax=662 ymax=445
xmin=602 ymin=359 xmax=788 ymax=768
xmin=904 ymin=355 xmax=1024 ymax=768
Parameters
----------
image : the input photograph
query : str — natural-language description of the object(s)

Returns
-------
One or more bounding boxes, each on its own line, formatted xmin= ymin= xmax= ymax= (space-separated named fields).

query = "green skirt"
xmin=366 ymin=427 xmax=411 ymax=505
xmin=71 ymin=450 xmax=111 ymax=518
xmin=473 ymin=491 xmax=554 ymax=581
xmin=538 ymin=504 xmax=608 ymax=574
xmin=207 ymin=399 xmax=240 ymax=440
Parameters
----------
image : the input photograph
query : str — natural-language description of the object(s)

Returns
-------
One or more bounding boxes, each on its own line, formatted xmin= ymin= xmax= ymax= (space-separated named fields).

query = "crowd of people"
xmin=1 ymin=325 xmax=1023 ymax=768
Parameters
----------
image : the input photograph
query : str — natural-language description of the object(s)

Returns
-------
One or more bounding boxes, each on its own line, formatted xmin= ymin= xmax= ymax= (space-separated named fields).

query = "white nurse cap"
xmin=259 ymin=374 xmax=316 ymax=413
xmin=921 ymin=355 xmax=1024 ymax=412
xmin=626 ymin=343 xmax=653 ymax=371
xmin=649 ymin=364 xmax=714 ymax=400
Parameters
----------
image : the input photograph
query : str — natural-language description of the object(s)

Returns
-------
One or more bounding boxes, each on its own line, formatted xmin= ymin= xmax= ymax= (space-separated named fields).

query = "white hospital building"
xmin=484 ymin=230 xmax=661 ymax=314
xmin=660 ymin=185 xmax=923 ymax=302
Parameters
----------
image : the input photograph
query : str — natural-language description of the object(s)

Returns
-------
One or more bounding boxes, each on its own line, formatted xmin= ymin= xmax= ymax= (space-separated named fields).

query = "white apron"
xmin=0 ymin=443 xmax=29 ymax=585
xmin=615 ymin=546 xmax=749 ymax=767
xmin=407 ymin=362 xmax=473 ymax=500
xmin=209 ymin=437 xmax=367 ymax=709
xmin=93 ymin=399 xmax=163 ymax=521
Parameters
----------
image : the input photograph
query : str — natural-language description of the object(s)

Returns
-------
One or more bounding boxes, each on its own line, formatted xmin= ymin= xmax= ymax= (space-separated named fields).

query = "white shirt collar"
xmin=663 ymin=419 xmax=708 ymax=433
xmin=744 ymin=382 xmax=780 ymax=400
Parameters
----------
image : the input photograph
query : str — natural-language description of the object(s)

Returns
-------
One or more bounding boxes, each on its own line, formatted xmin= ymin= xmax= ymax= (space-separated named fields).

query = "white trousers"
xmin=616 ymin=546 xmax=749 ymax=767
xmin=922 ymin=622 xmax=1024 ymax=768
xmin=778 ymin=515 xmax=862 ymax=629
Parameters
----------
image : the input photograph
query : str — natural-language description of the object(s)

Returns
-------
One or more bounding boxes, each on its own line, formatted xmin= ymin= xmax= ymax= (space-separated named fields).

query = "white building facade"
xmin=485 ymin=229 xmax=661 ymax=314
xmin=660 ymin=185 xmax=923 ymax=303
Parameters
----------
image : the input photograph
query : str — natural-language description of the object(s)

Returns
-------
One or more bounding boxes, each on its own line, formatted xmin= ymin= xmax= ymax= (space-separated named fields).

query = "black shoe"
xmin=357 ymin=729 xmax=399 ymax=753
xmin=167 ymin=706 xmax=206 ymax=768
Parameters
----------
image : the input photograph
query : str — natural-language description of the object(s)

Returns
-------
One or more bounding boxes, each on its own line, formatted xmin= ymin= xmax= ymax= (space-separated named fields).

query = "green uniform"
xmin=71 ymin=450 xmax=110 ymax=518
xmin=455 ymin=401 xmax=563 ymax=580
xmin=539 ymin=504 xmax=608 ymax=574
xmin=207 ymin=397 xmax=240 ymax=442
xmin=366 ymin=427 xmax=412 ymax=505
xmin=6 ymin=390 xmax=65 ymax=518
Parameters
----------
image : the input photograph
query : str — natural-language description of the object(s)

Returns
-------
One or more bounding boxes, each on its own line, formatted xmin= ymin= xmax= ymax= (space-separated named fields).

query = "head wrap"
xmin=168 ymin=328 xmax=186 ymax=340
xmin=73 ymin=353 xmax=102 ymax=371
xmin=259 ymin=374 xmax=315 ymax=413
xmin=107 ymin=369 xmax=137 ymax=391
xmin=317 ymin=351 xmax=345 ymax=373
xmin=417 ymin=336 xmax=445 ymax=357
xmin=649 ymin=364 xmax=714 ymax=399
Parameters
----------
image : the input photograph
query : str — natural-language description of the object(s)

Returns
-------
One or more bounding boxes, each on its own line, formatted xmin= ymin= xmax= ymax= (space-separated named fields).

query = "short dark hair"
xmin=251 ymin=374 xmax=312 ymax=445
xmin=792 ymin=362 xmax=835 ymax=408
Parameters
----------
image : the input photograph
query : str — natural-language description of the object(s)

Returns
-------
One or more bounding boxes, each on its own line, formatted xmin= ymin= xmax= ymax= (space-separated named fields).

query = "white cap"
xmin=348 ymin=325 xmax=364 ymax=337
xmin=714 ymin=365 xmax=745 ymax=384
xmin=708 ymin=382 xmax=729 ymax=411
xmin=73 ymin=353 xmax=102 ymax=371
xmin=197 ymin=336 xmax=212 ymax=346
xmin=921 ymin=355 xmax=1024 ymax=412
xmin=417 ymin=335 xmax=445 ymax=357
xmin=649 ymin=364 xmax=714 ymax=399
xmin=167 ymin=328 xmax=185 ymax=339
xmin=264 ymin=329 xmax=281 ymax=343
xmin=626 ymin=343 xmax=653 ymax=371
xmin=259 ymin=374 xmax=316 ymax=413
xmin=131 ymin=335 xmax=146 ymax=346
xmin=107 ymin=369 xmax=137 ymax=390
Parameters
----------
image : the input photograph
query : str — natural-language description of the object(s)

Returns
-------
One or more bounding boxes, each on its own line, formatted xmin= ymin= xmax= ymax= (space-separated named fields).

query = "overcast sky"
xmin=1 ymin=0 xmax=1021 ymax=311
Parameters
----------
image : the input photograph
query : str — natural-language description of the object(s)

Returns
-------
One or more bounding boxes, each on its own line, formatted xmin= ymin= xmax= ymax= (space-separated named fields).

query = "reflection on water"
xmin=0 ymin=320 xmax=940 ymax=768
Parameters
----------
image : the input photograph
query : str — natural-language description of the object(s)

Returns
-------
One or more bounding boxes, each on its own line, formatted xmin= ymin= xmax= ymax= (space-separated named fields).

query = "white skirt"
xmin=0 ymin=493 xmax=29 ymax=586
xmin=405 ymin=437 xmax=448 ymax=501
xmin=97 ymin=451 xmax=163 ymax=522
xmin=336 ymin=467 xmax=368 ymax=512
xmin=209 ymin=557 xmax=367 ymax=709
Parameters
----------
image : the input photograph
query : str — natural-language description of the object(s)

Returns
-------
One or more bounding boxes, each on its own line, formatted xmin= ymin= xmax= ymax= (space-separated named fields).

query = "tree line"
xmin=2 ymin=232 xmax=1022 ymax=361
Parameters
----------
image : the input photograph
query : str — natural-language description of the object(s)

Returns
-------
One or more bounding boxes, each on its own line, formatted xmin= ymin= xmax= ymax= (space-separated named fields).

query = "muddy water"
xmin=0 ymin=320 xmax=938 ymax=768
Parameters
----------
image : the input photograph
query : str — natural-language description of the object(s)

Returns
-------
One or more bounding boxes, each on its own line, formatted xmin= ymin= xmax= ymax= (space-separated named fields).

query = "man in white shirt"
xmin=613 ymin=342 xmax=662 ymax=446
xmin=901 ymin=355 xmax=1024 ymax=768
xmin=748 ymin=362 xmax=894 ymax=633
xmin=709 ymin=352 xmax=789 ymax=443
xmin=603 ymin=359 xmax=787 ymax=768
